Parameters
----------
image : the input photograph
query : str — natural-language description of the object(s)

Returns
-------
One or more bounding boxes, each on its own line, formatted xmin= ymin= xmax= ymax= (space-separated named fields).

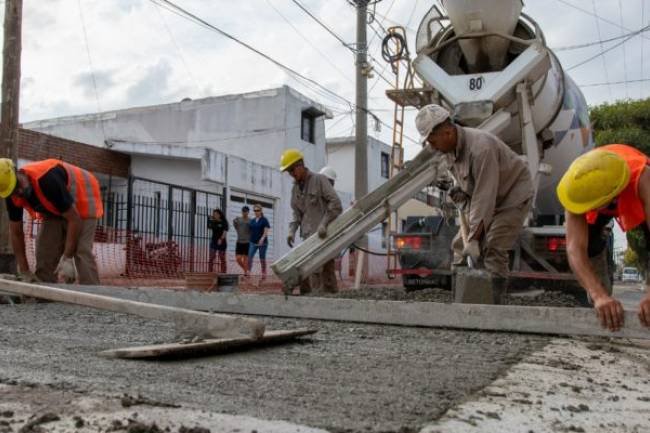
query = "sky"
xmin=8 ymin=0 xmax=649 ymax=150
xmin=3 ymin=0 xmax=647 ymax=251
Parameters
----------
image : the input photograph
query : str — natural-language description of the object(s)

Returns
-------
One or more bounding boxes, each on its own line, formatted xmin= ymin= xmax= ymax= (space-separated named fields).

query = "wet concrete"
xmin=325 ymin=286 xmax=583 ymax=307
xmin=0 ymin=303 xmax=549 ymax=432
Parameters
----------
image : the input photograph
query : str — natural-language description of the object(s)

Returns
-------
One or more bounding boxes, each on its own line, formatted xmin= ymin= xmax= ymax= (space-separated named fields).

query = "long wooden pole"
xmin=0 ymin=279 xmax=266 ymax=339
xmin=0 ymin=0 xmax=22 ymax=267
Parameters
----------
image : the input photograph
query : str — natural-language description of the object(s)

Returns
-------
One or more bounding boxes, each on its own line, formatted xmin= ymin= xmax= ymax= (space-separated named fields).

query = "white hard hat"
xmin=319 ymin=166 xmax=337 ymax=181
xmin=415 ymin=104 xmax=451 ymax=144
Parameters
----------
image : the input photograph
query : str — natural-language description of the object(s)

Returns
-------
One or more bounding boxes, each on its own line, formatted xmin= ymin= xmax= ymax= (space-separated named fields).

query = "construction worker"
xmin=281 ymin=149 xmax=342 ymax=294
xmin=319 ymin=166 xmax=337 ymax=186
xmin=557 ymin=144 xmax=650 ymax=331
xmin=415 ymin=104 xmax=534 ymax=289
xmin=0 ymin=158 xmax=103 ymax=284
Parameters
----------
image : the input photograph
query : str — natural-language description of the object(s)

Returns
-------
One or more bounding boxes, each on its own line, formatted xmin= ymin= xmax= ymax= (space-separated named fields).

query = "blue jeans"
xmin=248 ymin=243 xmax=268 ymax=275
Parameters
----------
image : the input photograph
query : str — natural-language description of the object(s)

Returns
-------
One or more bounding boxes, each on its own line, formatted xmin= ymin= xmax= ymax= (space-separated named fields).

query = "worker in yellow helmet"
xmin=280 ymin=149 xmax=342 ymax=295
xmin=0 ymin=158 xmax=103 ymax=285
xmin=557 ymin=144 xmax=650 ymax=331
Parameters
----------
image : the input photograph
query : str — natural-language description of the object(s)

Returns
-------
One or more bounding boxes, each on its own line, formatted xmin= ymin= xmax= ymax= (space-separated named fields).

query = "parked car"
xmin=621 ymin=267 xmax=641 ymax=283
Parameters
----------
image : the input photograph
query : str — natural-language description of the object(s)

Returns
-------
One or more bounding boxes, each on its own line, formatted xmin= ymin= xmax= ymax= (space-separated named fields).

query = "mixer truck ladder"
xmin=383 ymin=26 xmax=413 ymax=279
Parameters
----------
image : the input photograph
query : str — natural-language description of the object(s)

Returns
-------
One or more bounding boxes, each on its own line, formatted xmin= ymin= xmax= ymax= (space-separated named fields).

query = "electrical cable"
xmin=566 ymin=24 xmax=650 ymax=72
xmin=639 ymin=0 xmax=645 ymax=98
xmin=265 ymin=0 xmax=354 ymax=84
xmin=552 ymin=26 xmax=650 ymax=51
xmin=578 ymin=77 xmax=650 ymax=87
xmin=290 ymin=0 xmax=355 ymax=52
xmin=351 ymin=242 xmax=389 ymax=256
xmin=77 ymin=0 xmax=107 ymax=143
xmin=151 ymin=1 xmax=201 ymax=94
xmin=555 ymin=0 xmax=650 ymax=42
xmin=619 ymin=0 xmax=629 ymax=98
xmin=591 ymin=0 xmax=612 ymax=98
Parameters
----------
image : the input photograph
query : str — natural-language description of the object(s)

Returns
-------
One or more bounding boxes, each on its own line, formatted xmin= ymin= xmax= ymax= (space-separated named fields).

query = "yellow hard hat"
xmin=280 ymin=148 xmax=304 ymax=172
xmin=557 ymin=150 xmax=630 ymax=214
xmin=0 ymin=158 xmax=16 ymax=198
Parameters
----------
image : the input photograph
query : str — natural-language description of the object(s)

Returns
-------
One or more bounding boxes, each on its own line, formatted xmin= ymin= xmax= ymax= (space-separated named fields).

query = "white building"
xmin=25 ymin=86 xmax=333 ymax=263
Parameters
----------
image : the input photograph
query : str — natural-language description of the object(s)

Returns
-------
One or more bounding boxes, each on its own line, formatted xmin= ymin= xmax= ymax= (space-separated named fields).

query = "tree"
xmin=589 ymin=98 xmax=650 ymax=154
xmin=590 ymin=98 xmax=650 ymax=264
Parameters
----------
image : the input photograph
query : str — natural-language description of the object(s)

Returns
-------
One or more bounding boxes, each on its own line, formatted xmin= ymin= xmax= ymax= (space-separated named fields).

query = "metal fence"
xmin=98 ymin=176 xmax=224 ymax=277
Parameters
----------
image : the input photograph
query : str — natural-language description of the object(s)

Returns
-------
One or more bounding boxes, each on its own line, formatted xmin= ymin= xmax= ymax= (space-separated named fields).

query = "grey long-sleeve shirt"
xmin=448 ymin=126 xmax=534 ymax=239
xmin=289 ymin=169 xmax=343 ymax=239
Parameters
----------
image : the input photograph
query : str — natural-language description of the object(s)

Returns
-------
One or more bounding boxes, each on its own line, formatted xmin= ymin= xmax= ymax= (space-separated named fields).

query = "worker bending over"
xmin=415 ymin=104 xmax=534 ymax=293
xmin=0 ymin=158 xmax=103 ymax=284
xmin=280 ymin=149 xmax=342 ymax=294
xmin=557 ymin=144 xmax=650 ymax=330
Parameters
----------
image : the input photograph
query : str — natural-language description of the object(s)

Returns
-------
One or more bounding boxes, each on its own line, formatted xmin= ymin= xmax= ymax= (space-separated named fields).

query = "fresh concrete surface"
xmin=420 ymin=337 xmax=650 ymax=433
xmin=0 ymin=303 xmax=547 ymax=432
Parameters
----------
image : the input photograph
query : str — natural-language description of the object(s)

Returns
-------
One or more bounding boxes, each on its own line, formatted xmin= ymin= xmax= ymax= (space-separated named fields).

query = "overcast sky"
xmin=6 ymin=0 xmax=649 ymax=159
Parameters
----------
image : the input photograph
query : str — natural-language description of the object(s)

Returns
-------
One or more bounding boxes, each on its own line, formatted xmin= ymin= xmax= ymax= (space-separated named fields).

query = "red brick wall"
xmin=17 ymin=128 xmax=130 ymax=177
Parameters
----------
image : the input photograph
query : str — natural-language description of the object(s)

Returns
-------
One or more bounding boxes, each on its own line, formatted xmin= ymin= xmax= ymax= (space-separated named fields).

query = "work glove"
xmin=287 ymin=234 xmax=295 ymax=248
xmin=462 ymin=239 xmax=481 ymax=262
xmin=317 ymin=223 xmax=328 ymax=239
xmin=448 ymin=186 xmax=470 ymax=205
xmin=55 ymin=256 xmax=78 ymax=284
xmin=17 ymin=271 xmax=40 ymax=283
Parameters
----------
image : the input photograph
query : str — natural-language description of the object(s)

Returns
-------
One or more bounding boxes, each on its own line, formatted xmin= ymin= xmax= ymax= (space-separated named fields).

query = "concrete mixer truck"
xmin=272 ymin=0 xmax=609 ymax=299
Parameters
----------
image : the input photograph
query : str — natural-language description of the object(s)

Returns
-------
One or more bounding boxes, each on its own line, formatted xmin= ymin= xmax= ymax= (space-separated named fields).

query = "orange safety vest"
xmin=585 ymin=144 xmax=649 ymax=232
xmin=11 ymin=159 xmax=104 ymax=220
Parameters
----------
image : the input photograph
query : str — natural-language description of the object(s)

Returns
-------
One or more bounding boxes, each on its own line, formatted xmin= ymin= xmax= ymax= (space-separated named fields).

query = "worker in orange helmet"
xmin=557 ymin=144 xmax=650 ymax=331
xmin=0 ymin=158 xmax=103 ymax=285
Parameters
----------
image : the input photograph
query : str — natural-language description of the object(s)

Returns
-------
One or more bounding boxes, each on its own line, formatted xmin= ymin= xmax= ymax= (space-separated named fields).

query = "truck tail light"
xmin=546 ymin=237 xmax=566 ymax=252
xmin=395 ymin=236 xmax=423 ymax=250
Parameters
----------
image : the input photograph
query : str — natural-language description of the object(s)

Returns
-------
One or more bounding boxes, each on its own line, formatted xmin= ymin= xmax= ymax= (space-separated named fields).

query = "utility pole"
xmin=353 ymin=0 xmax=369 ymax=286
xmin=0 ymin=0 xmax=23 ymax=272
xmin=354 ymin=0 xmax=368 ymax=204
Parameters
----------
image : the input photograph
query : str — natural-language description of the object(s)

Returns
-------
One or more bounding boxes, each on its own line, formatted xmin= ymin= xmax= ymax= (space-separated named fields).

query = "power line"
xmin=77 ymin=0 xmax=106 ymax=142
xmin=290 ymin=0 xmax=354 ymax=51
xmin=578 ymin=77 xmax=650 ymax=87
xmin=290 ymin=0 xmax=394 ymax=87
xmin=566 ymin=24 xmax=650 ymax=72
xmin=591 ymin=0 xmax=612 ymax=98
xmin=265 ymin=0 xmax=353 ymax=84
xmin=552 ymin=25 xmax=650 ymax=51
xmin=555 ymin=0 xmax=650 ymax=42
xmin=639 ymin=0 xmax=645 ymax=98
xmin=619 ymin=0 xmax=629 ymax=98
xmin=151 ymin=1 xmax=201 ymax=94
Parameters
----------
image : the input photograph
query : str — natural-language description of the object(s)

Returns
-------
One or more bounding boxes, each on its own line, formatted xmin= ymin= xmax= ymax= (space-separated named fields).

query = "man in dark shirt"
xmin=0 ymin=158 xmax=103 ymax=284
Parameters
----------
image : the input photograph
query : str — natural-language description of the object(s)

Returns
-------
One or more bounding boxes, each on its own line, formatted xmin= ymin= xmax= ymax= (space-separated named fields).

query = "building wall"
xmin=23 ymin=86 xmax=328 ymax=171
xmin=18 ymin=128 xmax=130 ymax=177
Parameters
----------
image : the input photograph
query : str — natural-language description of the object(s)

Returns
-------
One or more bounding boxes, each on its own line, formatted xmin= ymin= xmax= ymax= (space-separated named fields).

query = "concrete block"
xmin=453 ymin=269 xmax=498 ymax=304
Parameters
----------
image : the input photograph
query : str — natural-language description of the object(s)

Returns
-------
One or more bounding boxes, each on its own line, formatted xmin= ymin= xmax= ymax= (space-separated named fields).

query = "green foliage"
xmin=623 ymin=247 xmax=639 ymax=270
xmin=626 ymin=228 xmax=648 ymax=272
xmin=589 ymin=98 xmax=650 ymax=154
